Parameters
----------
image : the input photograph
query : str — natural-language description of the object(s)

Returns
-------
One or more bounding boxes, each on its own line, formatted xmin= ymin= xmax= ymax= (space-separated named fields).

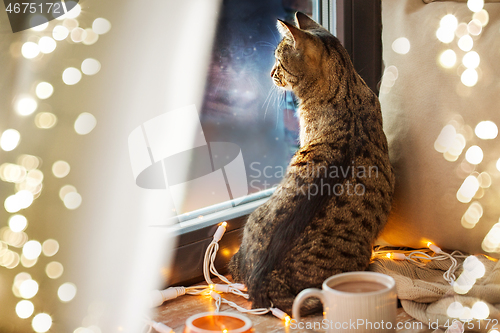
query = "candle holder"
xmin=183 ymin=312 xmax=254 ymax=333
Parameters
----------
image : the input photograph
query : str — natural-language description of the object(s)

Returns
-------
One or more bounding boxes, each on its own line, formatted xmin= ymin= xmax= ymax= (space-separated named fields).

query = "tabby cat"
xmin=228 ymin=12 xmax=395 ymax=314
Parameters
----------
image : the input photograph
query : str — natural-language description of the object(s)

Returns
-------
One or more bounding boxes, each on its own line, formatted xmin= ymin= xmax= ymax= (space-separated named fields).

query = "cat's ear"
xmin=295 ymin=12 xmax=323 ymax=31
xmin=277 ymin=19 xmax=307 ymax=49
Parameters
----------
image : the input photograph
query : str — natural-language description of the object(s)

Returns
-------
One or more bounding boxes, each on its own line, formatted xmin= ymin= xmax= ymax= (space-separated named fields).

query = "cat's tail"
xmin=247 ymin=171 xmax=341 ymax=309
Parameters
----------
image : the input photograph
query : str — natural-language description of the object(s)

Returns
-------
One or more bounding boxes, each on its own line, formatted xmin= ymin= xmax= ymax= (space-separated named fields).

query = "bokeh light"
xmin=471 ymin=301 xmax=489 ymax=320
xmin=475 ymin=121 xmax=497 ymax=139
xmin=455 ymin=23 xmax=468 ymax=38
xmin=18 ymin=155 xmax=40 ymax=171
xmin=467 ymin=19 xmax=482 ymax=36
xmin=467 ymin=0 xmax=484 ymax=13
xmin=439 ymin=49 xmax=456 ymax=68
xmin=482 ymin=222 xmax=500 ymax=253
xmin=38 ymin=37 xmax=57 ymax=54
xmin=15 ymin=96 xmax=38 ymax=116
xmin=463 ymin=255 xmax=486 ymax=279
xmin=63 ymin=18 xmax=79 ymax=31
xmin=62 ymin=67 xmax=82 ymax=85
xmin=478 ymin=172 xmax=491 ymax=188
xmin=447 ymin=301 xmax=463 ymax=318
xmin=81 ymin=58 xmax=101 ymax=75
xmin=0 ymin=163 xmax=27 ymax=183
xmin=5 ymin=195 xmax=20 ymax=213
xmin=9 ymin=215 xmax=28 ymax=232
xmin=458 ymin=35 xmax=473 ymax=52
xmin=440 ymin=14 xmax=458 ymax=31
xmin=46 ymin=261 xmax=64 ymax=279
xmin=465 ymin=145 xmax=483 ymax=164
xmin=26 ymin=169 xmax=43 ymax=186
xmin=462 ymin=51 xmax=480 ymax=69
xmin=16 ymin=190 xmax=35 ymax=209
xmin=462 ymin=201 xmax=483 ymax=229
xmin=32 ymin=313 xmax=52 ymax=333
xmin=459 ymin=306 xmax=473 ymax=321
xmin=1 ymin=249 xmax=20 ymax=268
xmin=74 ymin=112 xmax=97 ymax=135
xmin=71 ymin=27 xmax=87 ymax=43
xmin=52 ymin=160 xmax=70 ymax=178
xmin=391 ymin=37 xmax=410 ymax=54
xmin=436 ymin=27 xmax=454 ymax=43
xmin=1 ymin=228 xmax=28 ymax=248
xmin=59 ymin=185 xmax=77 ymax=201
xmin=42 ymin=239 xmax=59 ymax=257
xmin=19 ymin=279 xmax=39 ymax=299
xmin=16 ymin=300 xmax=34 ymax=319
xmin=21 ymin=42 xmax=40 ymax=59
xmin=36 ymin=82 xmax=54 ymax=100
xmin=473 ymin=10 xmax=489 ymax=26
xmin=63 ymin=192 xmax=82 ymax=210
xmin=92 ymin=18 xmax=111 ymax=35
xmin=457 ymin=175 xmax=479 ymax=203
xmin=21 ymin=254 xmax=38 ymax=268
xmin=83 ymin=28 xmax=99 ymax=45
xmin=53 ymin=25 xmax=69 ymax=41
xmin=380 ymin=66 xmax=398 ymax=94
xmin=461 ymin=68 xmax=478 ymax=87
xmin=58 ymin=282 xmax=77 ymax=302
xmin=1 ymin=129 xmax=21 ymax=151
xmin=23 ymin=240 xmax=42 ymax=260
xmin=35 ymin=112 xmax=58 ymax=129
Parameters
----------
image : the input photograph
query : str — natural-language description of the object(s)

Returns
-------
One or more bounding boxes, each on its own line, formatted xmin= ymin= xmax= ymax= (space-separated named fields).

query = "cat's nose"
xmin=270 ymin=68 xmax=276 ymax=78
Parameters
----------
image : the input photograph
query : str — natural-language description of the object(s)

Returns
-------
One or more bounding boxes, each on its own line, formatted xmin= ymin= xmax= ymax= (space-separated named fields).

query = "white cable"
xmin=203 ymin=223 xmax=232 ymax=285
xmin=149 ymin=221 xmax=290 ymax=324
xmin=373 ymin=246 xmax=460 ymax=285
xmin=209 ymin=291 xmax=270 ymax=315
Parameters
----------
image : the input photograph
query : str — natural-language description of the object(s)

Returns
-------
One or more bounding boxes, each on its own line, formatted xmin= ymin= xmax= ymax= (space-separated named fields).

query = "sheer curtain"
xmin=0 ymin=0 xmax=220 ymax=331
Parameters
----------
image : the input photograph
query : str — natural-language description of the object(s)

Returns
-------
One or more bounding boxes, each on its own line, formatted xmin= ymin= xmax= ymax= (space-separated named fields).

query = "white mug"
xmin=292 ymin=271 xmax=397 ymax=333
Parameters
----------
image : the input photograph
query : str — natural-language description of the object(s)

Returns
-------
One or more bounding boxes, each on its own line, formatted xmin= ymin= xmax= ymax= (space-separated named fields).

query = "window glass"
xmin=180 ymin=0 xmax=316 ymax=213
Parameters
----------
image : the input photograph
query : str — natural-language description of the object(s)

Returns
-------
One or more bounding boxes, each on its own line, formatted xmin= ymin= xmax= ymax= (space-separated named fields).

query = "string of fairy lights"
xmin=0 ymin=2 xmax=110 ymax=332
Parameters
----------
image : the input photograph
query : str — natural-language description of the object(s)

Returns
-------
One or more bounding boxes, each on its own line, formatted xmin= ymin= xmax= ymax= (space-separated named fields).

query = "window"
xmin=170 ymin=0 xmax=319 ymax=224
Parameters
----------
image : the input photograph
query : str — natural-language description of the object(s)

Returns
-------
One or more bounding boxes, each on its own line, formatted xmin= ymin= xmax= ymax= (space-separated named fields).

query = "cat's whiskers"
xmin=275 ymin=88 xmax=286 ymax=129
xmin=262 ymin=85 xmax=285 ymax=124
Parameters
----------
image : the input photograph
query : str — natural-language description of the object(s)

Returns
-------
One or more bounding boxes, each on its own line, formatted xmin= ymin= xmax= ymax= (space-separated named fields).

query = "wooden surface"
xmin=151 ymin=279 xmax=441 ymax=333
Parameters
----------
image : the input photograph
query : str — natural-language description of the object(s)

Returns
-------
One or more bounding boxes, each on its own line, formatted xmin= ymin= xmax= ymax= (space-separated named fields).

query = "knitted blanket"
xmin=369 ymin=256 xmax=500 ymax=332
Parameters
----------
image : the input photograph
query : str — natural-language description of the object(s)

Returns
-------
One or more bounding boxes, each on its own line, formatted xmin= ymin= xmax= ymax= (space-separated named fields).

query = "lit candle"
xmin=183 ymin=312 xmax=253 ymax=333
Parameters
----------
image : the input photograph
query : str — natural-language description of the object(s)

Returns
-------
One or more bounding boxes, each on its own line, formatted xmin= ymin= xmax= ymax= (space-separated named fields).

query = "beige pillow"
xmin=377 ymin=0 xmax=500 ymax=258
